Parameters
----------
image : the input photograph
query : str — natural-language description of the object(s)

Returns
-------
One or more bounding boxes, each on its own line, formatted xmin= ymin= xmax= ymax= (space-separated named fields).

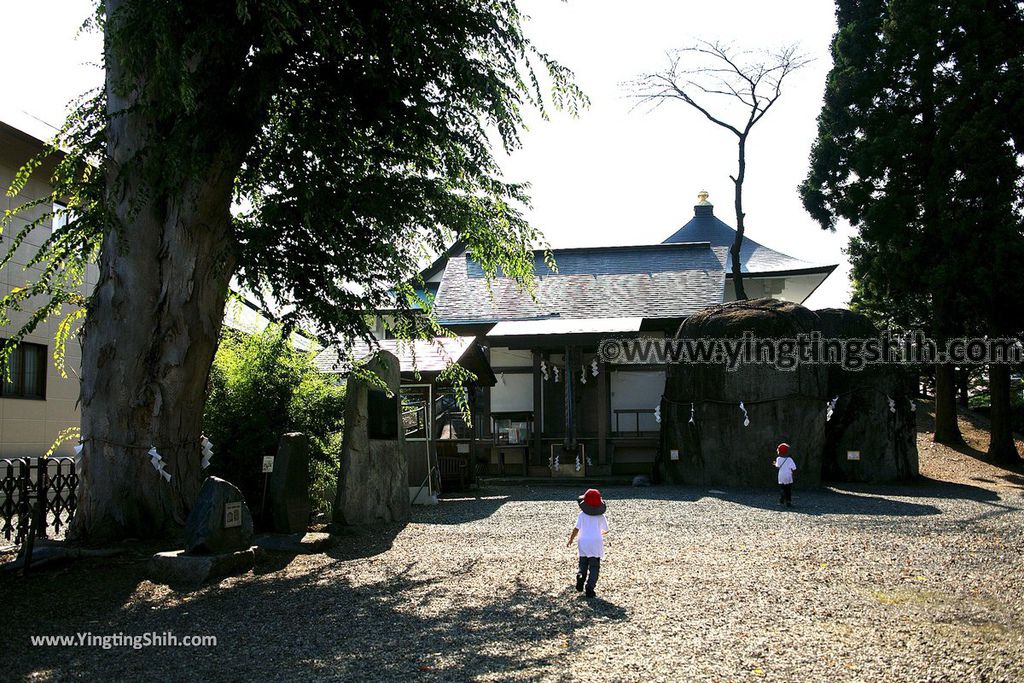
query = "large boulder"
xmin=333 ymin=350 xmax=410 ymax=525
xmin=184 ymin=476 xmax=255 ymax=555
xmin=269 ymin=432 xmax=311 ymax=533
xmin=816 ymin=308 xmax=918 ymax=482
xmin=660 ymin=299 xmax=827 ymax=487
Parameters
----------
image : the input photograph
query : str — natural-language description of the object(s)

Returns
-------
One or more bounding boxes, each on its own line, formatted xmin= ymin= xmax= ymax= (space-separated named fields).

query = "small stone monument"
xmin=148 ymin=476 xmax=257 ymax=586
xmin=269 ymin=433 xmax=311 ymax=533
xmin=333 ymin=350 xmax=410 ymax=526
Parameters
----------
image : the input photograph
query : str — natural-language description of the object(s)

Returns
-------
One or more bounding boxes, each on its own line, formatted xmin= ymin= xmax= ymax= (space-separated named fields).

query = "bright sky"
xmin=0 ymin=0 xmax=852 ymax=308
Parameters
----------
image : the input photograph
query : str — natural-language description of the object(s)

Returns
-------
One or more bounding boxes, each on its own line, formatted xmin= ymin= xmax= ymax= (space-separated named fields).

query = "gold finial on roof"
xmin=697 ymin=190 xmax=710 ymax=205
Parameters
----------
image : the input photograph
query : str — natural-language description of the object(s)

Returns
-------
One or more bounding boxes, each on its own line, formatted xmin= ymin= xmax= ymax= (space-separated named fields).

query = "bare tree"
xmin=631 ymin=41 xmax=811 ymax=299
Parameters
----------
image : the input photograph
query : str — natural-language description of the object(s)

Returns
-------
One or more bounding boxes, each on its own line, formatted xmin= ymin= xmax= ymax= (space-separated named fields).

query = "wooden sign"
xmin=262 ymin=456 xmax=275 ymax=473
xmin=224 ymin=501 xmax=242 ymax=528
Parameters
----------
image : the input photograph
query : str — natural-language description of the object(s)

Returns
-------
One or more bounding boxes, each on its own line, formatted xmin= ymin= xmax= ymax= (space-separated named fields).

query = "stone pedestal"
xmin=270 ymin=433 xmax=311 ymax=533
xmin=148 ymin=547 xmax=256 ymax=586
xmin=333 ymin=350 xmax=410 ymax=526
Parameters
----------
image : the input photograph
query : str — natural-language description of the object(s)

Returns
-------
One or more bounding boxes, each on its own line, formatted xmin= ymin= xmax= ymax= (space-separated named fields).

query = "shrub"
xmin=203 ymin=325 xmax=345 ymax=522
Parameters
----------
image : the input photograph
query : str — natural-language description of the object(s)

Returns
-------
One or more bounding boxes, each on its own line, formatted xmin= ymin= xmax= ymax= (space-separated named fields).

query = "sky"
xmin=0 ymin=0 xmax=853 ymax=308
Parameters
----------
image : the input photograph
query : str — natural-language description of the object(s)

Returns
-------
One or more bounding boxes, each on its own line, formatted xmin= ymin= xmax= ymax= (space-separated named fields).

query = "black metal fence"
xmin=0 ymin=457 xmax=78 ymax=546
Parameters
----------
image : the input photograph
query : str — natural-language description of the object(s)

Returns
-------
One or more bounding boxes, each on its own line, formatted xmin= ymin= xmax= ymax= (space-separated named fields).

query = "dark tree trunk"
xmin=987 ymin=363 xmax=1020 ymax=463
xmin=69 ymin=1 xmax=238 ymax=543
xmin=956 ymin=366 xmax=970 ymax=408
xmin=730 ymin=135 xmax=748 ymax=300
xmin=933 ymin=362 xmax=964 ymax=445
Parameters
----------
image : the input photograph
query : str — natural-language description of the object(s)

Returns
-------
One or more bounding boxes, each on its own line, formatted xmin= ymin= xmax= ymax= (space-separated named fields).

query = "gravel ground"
xmin=2 ymin=404 xmax=1023 ymax=682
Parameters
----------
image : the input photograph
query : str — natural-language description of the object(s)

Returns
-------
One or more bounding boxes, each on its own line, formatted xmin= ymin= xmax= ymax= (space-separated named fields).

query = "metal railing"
xmin=0 ymin=456 xmax=78 ymax=546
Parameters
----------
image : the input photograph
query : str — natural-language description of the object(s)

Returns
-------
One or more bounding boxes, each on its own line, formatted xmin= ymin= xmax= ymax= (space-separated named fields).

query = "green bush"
xmin=203 ymin=325 xmax=345 ymax=522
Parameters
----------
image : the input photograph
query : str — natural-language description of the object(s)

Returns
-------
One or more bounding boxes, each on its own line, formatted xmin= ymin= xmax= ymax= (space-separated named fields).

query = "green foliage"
xmin=204 ymin=325 xmax=345 ymax=517
xmin=1 ymin=1 xmax=586 ymax=365
xmin=800 ymin=0 xmax=1024 ymax=336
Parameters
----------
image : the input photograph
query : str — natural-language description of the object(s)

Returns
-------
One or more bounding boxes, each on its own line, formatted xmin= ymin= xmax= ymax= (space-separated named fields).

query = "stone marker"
xmin=269 ymin=433 xmax=311 ymax=533
xmin=184 ymin=476 xmax=254 ymax=555
xmin=333 ymin=350 xmax=410 ymax=526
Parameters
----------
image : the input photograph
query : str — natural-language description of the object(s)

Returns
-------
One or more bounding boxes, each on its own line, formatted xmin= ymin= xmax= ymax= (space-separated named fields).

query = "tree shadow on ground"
xmin=417 ymin=486 xmax=704 ymax=526
xmin=5 ymin=554 xmax=619 ymax=681
xmin=702 ymin=486 xmax=944 ymax=517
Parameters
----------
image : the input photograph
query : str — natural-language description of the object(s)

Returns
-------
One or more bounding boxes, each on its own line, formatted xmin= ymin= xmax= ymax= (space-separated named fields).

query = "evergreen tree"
xmin=801 ymin=0 xmax=1023 ymax=456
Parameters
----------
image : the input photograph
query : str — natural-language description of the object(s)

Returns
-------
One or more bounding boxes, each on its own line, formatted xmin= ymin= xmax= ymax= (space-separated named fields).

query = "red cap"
xmin=777 ymin=443 xmax=790 ymax=455
xmin=582 ymin=489 xmax=603 ymax=507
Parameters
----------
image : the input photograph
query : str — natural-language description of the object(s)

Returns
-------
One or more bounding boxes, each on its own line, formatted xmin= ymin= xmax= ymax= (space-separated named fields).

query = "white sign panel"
xmin=262 ymin=456 xmax=275 ymax=473
xmin=670 ymin=449 xmax=680 ymax=461
xmin=847 ymin=450 xmax=861 ymax=461
xmin=457 ymin=443 xmax=470 ymax=454
xmin=224 ymin=501 xmax=242 ymax=528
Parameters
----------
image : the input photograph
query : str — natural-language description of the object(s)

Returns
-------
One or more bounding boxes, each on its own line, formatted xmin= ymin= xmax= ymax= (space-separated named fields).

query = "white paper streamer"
xmin=575 ymin=453 xmax=581 ymax=472
xmin=540 ymin=360 xmax=549 ymax=381
xmin=887 ymin=395 xmax=896 ymax=413
xmin=73 ymin=442 xmax=84 ymax=470
xmin=590 ymin=359 xmax=599 ymax=376
xmin=553 ymin=366 xmax=560 ymax=383
xmin=200 ymin=435 xmax=214 ymax=469
xmin=580 ymin=365 xmax=587 ymax=385
xmin=148 ymin=446 xmax=172 ymax=482
xmin=909 ymin=399 xmax=916 ymax=412
xmin=739 ymin=401 xmax=750 ymax=427
xmin=826 ymin=396 xmax=839 ymax=421
xmin=654 ymin=404 xmax=661 ymax=424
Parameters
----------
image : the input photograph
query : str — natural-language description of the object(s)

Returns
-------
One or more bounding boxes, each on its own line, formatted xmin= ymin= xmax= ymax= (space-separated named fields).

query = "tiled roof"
xmin=314 ymin=336 xmax=479 ymax=374
xmin=434 ymin=243 xmax=725 ymax=324
xmin=662 ymin=204 xmax=833 ymax=274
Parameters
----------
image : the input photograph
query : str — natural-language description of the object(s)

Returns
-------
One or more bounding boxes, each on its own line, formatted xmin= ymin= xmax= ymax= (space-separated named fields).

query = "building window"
xmin=52 ymin=202 xmax=69 ymax=231
xmin=1 ymin=340 xmax=47 ymax=400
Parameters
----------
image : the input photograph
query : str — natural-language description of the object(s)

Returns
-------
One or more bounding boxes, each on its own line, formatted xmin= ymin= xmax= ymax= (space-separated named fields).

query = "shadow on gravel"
xmin=704 ymin=487 xmax=943 ymax=517
xmin=416 ymin=486 xmax=704 ymax=525
xmin=5 ymin=558 xmax=601 ymax=681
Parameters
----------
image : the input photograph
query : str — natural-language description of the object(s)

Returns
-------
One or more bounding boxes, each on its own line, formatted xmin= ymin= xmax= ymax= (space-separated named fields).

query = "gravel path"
xmin=3 ymin=480 xmax=1023 ymax=682
xmin=3 ymin=402 xmax=1023 ymax=682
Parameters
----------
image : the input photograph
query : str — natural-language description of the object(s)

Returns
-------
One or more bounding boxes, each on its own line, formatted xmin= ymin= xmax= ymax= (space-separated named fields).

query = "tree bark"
xmin=731 ymin=135 xmax=748 ymax=300
xmin=987 ymin=363 xmax=1020 ymax=463
xmin=69 ymin=2 xmax=238 ymax=543
xmin=956 ymin=366 xmax=970 ymax=408
xmin=933 ymin=361 xmax=964 ymax=445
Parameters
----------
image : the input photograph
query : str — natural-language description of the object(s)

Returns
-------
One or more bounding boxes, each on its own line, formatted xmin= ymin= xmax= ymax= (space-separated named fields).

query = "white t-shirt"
xmin=575 ymin=512 xmax=609 ymax=558
xmin=775 ymin=456 xmax=797 ymax=485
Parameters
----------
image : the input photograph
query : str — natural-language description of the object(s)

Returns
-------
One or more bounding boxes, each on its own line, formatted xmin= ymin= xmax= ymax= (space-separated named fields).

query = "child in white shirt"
xmin=774 ymin=442 xmax=797 ymax=507
xmin=567 ymin=488 xmax=609 ymax=598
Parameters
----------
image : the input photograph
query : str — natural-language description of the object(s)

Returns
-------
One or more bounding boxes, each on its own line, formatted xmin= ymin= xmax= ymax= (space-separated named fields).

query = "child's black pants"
xmin=779 ymin=483 xmax=792 ymax=505
xmin=577 ymin=556 xmax=600 ymax=590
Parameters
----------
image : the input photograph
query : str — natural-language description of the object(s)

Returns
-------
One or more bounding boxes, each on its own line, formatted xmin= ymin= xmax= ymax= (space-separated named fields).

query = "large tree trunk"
xmin=933 ymin=361 xmax=964 ymax=445
xmin=69 ymin=5 xmax=237 ymax=543
xmin=956 ymin=366 xmax=970 ymax=408
xmin=987 ymin=363 xmax=1020 ymax=463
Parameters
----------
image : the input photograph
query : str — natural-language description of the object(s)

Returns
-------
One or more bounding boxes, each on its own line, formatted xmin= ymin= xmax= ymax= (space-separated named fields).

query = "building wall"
xmin=0 ymin=126 xmax=96 ymax=458
xmin=724 ymin=273 xmax=825 ymax=305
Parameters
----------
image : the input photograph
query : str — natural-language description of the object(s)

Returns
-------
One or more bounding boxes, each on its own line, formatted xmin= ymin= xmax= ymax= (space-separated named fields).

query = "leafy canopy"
xmin=800 ymin=0 xmax=1024 ymax=333
xmin=2 ymin=0 xmax=586 ymax=358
